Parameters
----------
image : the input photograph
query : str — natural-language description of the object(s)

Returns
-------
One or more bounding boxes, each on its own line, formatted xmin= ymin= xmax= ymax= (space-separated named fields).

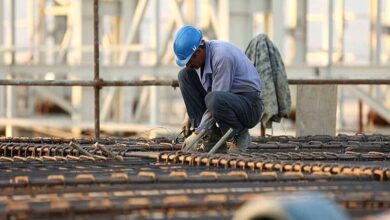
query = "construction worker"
xmin=174 ymin=25 xmax=263 ymax=153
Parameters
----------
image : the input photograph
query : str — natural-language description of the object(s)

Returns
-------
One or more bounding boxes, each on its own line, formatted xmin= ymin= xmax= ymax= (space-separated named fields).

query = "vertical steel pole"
xmin=260 ymin=124 xmax=265 ymax=137
xmin=6 ymin=0 xmax=16 ymax=137
xmin=93 ymin=0 xmax=100 ymax=140
xmin=327 ymin=0 xmax=334 ymax=77
xmin=358 ymin=100 xmax=363 ymax=133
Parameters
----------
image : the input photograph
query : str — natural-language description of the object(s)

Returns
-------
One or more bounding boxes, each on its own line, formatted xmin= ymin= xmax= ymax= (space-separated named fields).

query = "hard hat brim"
xmin=176 ymin=53 xmax=193 ymax=67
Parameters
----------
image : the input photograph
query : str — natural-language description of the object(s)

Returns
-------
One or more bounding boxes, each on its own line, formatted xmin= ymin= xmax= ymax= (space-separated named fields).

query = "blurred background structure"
xmin=1 ymin=2 xmax=390 ymax=219
xmin=0 ymin=0 xmax=389 ymax=138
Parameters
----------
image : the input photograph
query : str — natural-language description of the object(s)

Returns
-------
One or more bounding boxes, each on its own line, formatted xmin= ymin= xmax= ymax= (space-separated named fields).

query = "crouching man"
xmin=174 ymin=25 xmax=264 ymax=153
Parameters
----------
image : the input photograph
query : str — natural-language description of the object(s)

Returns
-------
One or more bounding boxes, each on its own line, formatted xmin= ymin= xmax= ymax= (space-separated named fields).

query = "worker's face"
xmin=186 ymin=48 xmax=205 ymax=69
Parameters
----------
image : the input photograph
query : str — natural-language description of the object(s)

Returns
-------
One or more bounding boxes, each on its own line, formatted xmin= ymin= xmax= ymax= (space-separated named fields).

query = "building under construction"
xmin=0 ymin=0 xmax=390 ymax=219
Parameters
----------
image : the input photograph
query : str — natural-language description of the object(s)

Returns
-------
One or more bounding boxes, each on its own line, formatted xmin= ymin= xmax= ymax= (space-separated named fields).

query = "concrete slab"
xmin=296 ymin=85 xmax=338 ymax=136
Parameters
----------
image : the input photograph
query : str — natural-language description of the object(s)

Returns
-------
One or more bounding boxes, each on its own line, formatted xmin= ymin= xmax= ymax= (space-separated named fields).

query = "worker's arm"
xmin=195 ymin=54 xmax=235 ymax=133
xmin=195 ymin=110 xmax=215 ymax=133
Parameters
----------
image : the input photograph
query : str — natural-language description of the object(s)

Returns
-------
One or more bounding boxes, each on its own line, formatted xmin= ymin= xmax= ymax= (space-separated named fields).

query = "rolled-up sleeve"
xmin=211 ymin=55 xmax=234 ymax=92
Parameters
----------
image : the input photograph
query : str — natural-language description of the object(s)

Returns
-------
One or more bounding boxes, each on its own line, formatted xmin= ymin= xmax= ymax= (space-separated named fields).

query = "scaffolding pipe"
xmin=0 ymin=79 xmax=178 ymax=86
xmin=0 ymin=79 xmax=390 ymax=87
xmin=287 ymin=79 xmax=390 ymax=85
xmin=94 ymin=0 xmax=100 ymax=140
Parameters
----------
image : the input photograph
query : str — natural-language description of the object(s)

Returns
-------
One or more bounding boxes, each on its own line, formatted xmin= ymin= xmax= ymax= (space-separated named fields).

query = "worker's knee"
xmin=205 ymin=92 xmax=225 ymax=113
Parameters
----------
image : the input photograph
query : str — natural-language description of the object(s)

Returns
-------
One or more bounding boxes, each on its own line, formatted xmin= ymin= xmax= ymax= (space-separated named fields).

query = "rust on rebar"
xmin=0 ymin=134 xmax=389 ymax=219
xmin=94 ymin=142 xmax=123 ymax=161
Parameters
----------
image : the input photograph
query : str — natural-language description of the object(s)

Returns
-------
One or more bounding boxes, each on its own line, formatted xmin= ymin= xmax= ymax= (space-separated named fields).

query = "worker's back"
xmin=203 ymin=40 xmax=263 ymax=93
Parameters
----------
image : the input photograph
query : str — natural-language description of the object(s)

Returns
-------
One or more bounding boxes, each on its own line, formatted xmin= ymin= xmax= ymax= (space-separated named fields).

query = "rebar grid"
xmin=0 ymin=135 xmax=389 ymax=218
xmin=1 ymin=0 xmax=390 ymax=140
xmin=1 ymin=189 xmax=389 ymax=220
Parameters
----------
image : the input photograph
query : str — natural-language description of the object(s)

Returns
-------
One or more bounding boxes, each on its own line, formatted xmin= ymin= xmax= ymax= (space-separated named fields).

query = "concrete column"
xmin=294 ymin=0 xmax=307 ymax=64
xmin=327 ymin=0 xmax=334 ymax=77
xmin=226 ymin=0 xmax=270 ymax=49
xmin=69 ymin=0 xmax=95 ymax=136
xmin=271 ymin=0 xmax=285 ymax=53
xmin=334 ymin=1 xmax=345 ymax=129
xmin=334 ymin=0 xmax=344 ymax=63
xmin=296 ymin=85 xmax=338 ymax=136
xmin=25 ymin=0 xmax=37 ymax=116
xmin=5 ymin=0 xmax=15 ymax=64
xmin=369 ymin=0 xmax=381 ymax=64
xmin=228 ymin=0 xmax=253 ymax=50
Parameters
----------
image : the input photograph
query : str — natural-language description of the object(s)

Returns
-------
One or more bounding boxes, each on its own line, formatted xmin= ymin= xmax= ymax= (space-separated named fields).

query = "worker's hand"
xmin=182 ymin=130 xmax=207 ymax=152
xmin=182 ymin=132 xmax=199 ymax=151
xmin=181 ymin=113 xmax=191 ymax=137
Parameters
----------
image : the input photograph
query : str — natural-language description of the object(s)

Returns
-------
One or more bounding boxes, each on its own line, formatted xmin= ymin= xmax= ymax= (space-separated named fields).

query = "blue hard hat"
xmin=173 ymin=25 xmax=203 ymax=67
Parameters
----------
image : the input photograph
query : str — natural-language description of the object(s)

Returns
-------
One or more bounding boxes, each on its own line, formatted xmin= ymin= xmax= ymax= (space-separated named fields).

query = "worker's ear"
xmin=195 ymin=47 xmax=204 ymax=57
xmin=192 ymin=49 xmax=200 ymax=58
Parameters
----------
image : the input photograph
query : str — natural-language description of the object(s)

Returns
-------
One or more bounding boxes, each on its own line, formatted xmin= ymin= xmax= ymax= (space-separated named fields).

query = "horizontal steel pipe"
xmin=0 ymin=79 xmax=390 ymax=87
xmin=0 ymin=79 xmax=180 ymax=87
xmin=288 ymin=79 xmax=390 ymax=85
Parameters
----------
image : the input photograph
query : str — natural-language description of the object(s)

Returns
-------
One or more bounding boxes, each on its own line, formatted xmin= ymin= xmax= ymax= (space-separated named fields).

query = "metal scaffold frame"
xmin=0 ymin=0 xmax=390 ymax=139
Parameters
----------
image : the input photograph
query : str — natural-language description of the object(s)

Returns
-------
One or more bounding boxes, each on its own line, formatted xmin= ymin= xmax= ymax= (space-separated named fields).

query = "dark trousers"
xmin=178 ymin=68 xmax=263 ymax=135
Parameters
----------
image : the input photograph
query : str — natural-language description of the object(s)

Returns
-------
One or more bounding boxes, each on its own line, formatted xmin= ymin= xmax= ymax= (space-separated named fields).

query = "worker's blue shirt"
xmin=194 ymin=40 xmax=263 ymax=133
xmin=196 ymin=40 xmax=262 ymax=93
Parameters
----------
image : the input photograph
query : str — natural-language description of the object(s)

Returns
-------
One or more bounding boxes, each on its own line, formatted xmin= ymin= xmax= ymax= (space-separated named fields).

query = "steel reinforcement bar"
xmin=0 ymin=156 xmax=388 ymax=218
xmin=1 ymin=189 xmax=389 ymax=220
xmin=1 ymin=143 xmax=390 ymax=164
xmin=0 ymin=134 xmax=389 ymax=156
xmin=0 ymin=134 xmax=388 ymax=145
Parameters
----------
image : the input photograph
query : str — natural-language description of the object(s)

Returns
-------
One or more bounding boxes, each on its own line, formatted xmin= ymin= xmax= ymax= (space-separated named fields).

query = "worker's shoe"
xmin=228 ymin=129 xmax=251 ymax=154
xmin=200 ymin=127 xmax=227 ymax=153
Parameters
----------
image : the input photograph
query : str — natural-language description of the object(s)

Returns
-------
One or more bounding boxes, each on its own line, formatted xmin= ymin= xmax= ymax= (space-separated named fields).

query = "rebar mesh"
xmin=0 ymin=134 xmax=389 ymax=219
